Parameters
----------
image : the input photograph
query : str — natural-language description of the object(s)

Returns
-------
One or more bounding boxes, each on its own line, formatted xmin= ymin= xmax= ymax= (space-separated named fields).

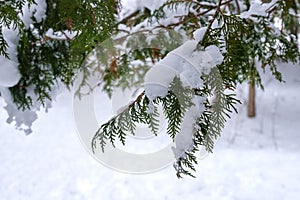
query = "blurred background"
xmin=1 ymin=62 xmax=300 ymax=200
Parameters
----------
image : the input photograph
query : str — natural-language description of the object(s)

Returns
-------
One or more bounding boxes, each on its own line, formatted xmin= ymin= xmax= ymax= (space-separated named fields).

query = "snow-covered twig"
xmin=157 ymin=0 xmax=233 ymax=29
xmin=198 ymin=0 xmax=224 ymax=48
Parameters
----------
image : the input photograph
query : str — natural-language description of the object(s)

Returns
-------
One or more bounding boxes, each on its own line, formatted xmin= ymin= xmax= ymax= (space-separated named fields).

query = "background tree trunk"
xmin=248 ymin=83 xmax=256 ymax=117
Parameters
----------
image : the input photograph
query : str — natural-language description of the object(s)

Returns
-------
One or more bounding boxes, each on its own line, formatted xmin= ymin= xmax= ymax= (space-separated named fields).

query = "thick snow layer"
xmin=45 ymin=29 xmax=78 ymax=40
xmin=144 ymin=40 xmax=223 ymax=100
xmin=172 ymin=96 xmax=206 ymax=159
xmin=144 ymin=40 xmax=199 ymax=101
xmin=1 ymin=62 xmax=300 ymax=200
xmin=144 ymin=64 xmax=178 ymax=101
xmin=193 ymin=27 xmax=207 ymax=42
xmin=171 ymin=40 xmax=198 ymax=57
xmin=205 ymin=45 xmax=224 ymax=66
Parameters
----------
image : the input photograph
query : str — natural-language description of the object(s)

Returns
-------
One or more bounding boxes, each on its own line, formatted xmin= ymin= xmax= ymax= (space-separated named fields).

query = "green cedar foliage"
xmin=92 ymin=76 xmax=194 ymax=153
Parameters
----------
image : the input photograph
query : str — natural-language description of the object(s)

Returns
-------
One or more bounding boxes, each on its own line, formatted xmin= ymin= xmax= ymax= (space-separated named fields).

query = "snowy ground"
xmin=0 ymin=62 xmax=300 ymax=200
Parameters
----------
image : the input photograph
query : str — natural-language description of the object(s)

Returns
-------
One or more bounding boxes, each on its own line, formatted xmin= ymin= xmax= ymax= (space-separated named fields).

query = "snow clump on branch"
xmin=144 ymin=29 xmax=224 ymax=159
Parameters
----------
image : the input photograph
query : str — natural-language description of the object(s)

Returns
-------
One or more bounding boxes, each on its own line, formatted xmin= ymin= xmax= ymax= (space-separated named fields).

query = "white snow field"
xmin=0 ymin=62 xmax=300 ymax=200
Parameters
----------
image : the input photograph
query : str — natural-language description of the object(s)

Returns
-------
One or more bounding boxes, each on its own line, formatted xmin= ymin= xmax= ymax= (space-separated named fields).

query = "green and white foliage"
xmin=10 ymin=0 xmax=117 ymax=109
xmin=0 ymin=0 xmax=118 ymax=132
xmin=90 ymin=0 xmax=300 ymax=177
xmin=1 ymin=0 xmax=300 ymax=176
xmin=0 ymin=0 xmax=35 ymax=58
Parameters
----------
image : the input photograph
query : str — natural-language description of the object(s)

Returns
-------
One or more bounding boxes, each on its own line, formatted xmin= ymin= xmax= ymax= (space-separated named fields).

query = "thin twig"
xmin=198 ymin=0 xmax=224 ymax=48
xmin=235 ymin=0 xmax=241 ymax=14
xmin=156 ymin=0 xmax=233 ymax=30
xmin=128 ymin=91 xmax=145 ymax=109
xmin=62 ymin=31 xmax=72 ymax=41
xmin=118 ymin=10 xmax=140 ymax=25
